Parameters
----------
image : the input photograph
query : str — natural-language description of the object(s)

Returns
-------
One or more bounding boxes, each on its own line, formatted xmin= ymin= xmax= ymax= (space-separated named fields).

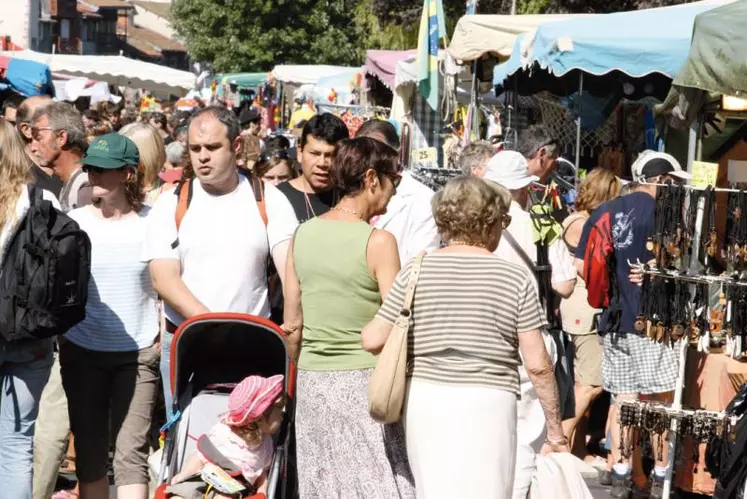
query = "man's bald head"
xmin=18 ymin=96 xmax=52 ymax=126
xmin=17 ymin=95 xmax=52 ymax=143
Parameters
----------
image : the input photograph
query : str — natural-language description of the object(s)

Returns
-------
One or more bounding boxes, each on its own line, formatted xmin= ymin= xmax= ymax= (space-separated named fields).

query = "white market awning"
xmin=1 ymin=50 xmax=196 ymax=96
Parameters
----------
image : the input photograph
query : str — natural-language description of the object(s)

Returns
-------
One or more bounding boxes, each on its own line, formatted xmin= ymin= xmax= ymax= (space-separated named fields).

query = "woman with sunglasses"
xmin=59 ymin=134 xmax=159 ymax=499
xmin=253 ymin=148 xmax=297 ymax=186
xmin=283 ymin=137 xmax=412 ymax=499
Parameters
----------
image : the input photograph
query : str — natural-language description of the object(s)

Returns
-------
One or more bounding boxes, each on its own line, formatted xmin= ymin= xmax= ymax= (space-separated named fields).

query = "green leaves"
xmin=172 ymin=0 xmax=366 ymax=72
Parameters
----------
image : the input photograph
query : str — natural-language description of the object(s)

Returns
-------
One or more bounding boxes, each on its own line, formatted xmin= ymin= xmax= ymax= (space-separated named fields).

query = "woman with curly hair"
xmin=60 ymin=133 xmax=160 ymax=499
xmin=363 ymin=175 xmax=566 ymax=498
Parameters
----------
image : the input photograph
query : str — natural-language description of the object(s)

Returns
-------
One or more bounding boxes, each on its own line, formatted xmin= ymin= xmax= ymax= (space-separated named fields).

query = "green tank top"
xmin=293 ymin=218 xmax=380 ymax=371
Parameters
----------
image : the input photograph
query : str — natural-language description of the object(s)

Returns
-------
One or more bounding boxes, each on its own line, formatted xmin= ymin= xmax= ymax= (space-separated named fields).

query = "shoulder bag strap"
xmin=501 ymin=231 xmax=536 ymax=272
xmin=400 ymin=251 xmax=426 ymax=317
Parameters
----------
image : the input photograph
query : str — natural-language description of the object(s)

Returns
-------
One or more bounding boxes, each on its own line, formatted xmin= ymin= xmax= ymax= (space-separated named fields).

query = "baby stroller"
xmin=154 ymin=313 xmax=296 ymax=499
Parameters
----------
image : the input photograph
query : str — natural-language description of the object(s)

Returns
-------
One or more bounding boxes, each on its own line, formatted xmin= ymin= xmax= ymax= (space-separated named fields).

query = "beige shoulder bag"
xmin=368 ymin=252 xmax=425 ymax=424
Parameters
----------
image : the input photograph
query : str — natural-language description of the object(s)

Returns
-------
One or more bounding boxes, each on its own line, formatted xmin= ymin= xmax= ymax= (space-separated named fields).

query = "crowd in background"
xmin=0 ymin=89 xmax=688 ymax=499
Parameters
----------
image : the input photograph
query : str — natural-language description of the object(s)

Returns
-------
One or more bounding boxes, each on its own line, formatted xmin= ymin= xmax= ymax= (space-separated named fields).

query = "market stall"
xmin=447 ymin=13 xmax=584 ymax=63
xmin=0 ymin=49 xmax=196 ymax=96
xmin=649 ymin=5 xmax=747 ymax=494
xmin=491 ymin=0 xmax=727 ymax=176
xmin=271 ymin=64 xmax=358 ymax=129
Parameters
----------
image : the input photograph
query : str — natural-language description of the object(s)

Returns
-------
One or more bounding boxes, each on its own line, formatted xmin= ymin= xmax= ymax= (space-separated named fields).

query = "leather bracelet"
xmin=545 ymin=436 xmax=568 ymax=446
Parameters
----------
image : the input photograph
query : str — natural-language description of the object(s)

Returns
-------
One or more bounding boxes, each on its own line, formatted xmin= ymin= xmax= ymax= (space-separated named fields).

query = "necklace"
xmin=448 ymin=240 xmax=489 ymax=250
xmin=331 ymin=206 xmax=364 ymax=220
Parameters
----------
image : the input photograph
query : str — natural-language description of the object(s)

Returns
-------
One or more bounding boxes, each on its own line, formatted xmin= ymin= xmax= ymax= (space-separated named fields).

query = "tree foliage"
xmin=172 ymin=0 xmax=364 ymax=72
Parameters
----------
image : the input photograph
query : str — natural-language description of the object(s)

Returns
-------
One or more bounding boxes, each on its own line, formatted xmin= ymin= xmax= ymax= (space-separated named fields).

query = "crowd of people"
xmin=0 ymin=90 xmax=689 ymax=499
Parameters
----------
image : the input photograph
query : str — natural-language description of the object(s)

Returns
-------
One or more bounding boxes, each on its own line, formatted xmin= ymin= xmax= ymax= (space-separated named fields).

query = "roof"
xmin=131 ymin=1 xmax=172 ymax=22
xmin=84 ymin=0 xmax=134 ymax=9
xmin=126 ymin=24 xmax=185 ymax=57
xmin=76 ymin=1 xmax=103 ymax=18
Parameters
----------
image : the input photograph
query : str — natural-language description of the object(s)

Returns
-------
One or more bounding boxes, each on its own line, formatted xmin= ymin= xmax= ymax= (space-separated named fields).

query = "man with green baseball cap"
xmin=81 ymin=133 xmax=140 ymax=170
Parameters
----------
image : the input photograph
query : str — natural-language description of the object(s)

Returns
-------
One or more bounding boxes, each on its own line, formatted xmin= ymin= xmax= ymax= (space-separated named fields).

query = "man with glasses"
xmin=14 ymin=96 xmax=64 ymax=198
xmin=574 ymin=152 xmax=689 ymax=499
xmin=483 ymin=150 xmax=575 ymax=499
xmin=28 ymin=103 xmax=90 ymax=499
xmin=517 ymin=125 xmax=560 ymax=184
xmin=29 ymin=101 xmax=91 ymax=211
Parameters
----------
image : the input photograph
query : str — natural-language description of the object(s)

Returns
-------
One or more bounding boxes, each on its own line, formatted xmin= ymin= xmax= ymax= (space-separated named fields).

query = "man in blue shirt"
xmin=575 ymin=152 xmax=690 ymax=499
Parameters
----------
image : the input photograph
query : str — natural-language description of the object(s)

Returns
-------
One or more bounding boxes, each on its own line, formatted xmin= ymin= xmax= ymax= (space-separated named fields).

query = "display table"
xmin=674 ymin=349 xmax=747 ymax=495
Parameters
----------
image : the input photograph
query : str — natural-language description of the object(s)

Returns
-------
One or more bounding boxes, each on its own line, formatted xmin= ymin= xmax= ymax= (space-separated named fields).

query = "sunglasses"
xmin=383 ymin=171 xmax=402 ymax=188
xmin=82 ymin=165 xmax=125 ymax=174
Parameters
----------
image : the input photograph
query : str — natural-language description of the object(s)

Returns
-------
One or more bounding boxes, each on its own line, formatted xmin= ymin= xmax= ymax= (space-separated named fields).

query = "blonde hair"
xmin=575 ymin=168 xmax=621 ymax=213
xmin=0 ymin=120 xmax=32 ymax=230
xmin=119 ymin=122 xmax=166 ymax=188
xmin=432 ymin=175 xmax=511 ymax=246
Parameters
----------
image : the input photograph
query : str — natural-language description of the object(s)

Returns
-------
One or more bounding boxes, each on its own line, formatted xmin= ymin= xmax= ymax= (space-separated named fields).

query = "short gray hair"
xmin=32 ymin=102 xmax=87 ymax=153
xmin=457 ymin=141 xmax=495 ymax=174
xmin=517 ymin=125 xmax=558 ymax=160
xmin=166 ymin=141 xmax=186 ymax=164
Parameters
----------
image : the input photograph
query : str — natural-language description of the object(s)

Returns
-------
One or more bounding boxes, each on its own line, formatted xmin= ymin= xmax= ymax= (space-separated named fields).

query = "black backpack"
xmin=0 ymin=186 xmax=91 ymax=342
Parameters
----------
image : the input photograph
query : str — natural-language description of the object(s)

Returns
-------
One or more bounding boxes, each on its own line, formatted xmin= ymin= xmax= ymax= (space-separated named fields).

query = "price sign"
xmin=412 ymin=147 xmax=438 ymax=168
xmin=691 ymin=161 xmax=719 ymax=189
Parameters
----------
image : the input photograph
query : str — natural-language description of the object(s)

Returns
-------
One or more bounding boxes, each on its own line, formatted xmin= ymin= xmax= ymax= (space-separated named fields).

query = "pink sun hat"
xmin=223 ymin=374 xmax=285 ymax=427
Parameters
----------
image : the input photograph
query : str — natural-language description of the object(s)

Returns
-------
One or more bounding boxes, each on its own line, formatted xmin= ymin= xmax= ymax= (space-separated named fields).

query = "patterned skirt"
xmin=295 ymin=369 xmax=416 ymax=499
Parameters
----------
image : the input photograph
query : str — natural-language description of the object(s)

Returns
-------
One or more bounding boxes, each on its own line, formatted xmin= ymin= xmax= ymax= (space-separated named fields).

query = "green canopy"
xmin=218 ymin=72 xmax=267 ymax=89
xmin=674 ymin=0 xmax=747 ymax=97
xmin=656 ymin=1 xmax=747 ymax=127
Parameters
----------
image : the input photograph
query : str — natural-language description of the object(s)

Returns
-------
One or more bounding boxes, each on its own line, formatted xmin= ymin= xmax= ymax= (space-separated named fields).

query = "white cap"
xmin=631 ymin=151 xmax=691 ymax=182
xmin=483 ymin=151 xmax=539 ymax=190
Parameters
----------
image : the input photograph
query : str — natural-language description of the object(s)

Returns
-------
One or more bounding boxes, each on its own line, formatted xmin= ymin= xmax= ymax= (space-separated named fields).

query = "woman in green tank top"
xmin=283 ymin=137 xmax=414 ymax=499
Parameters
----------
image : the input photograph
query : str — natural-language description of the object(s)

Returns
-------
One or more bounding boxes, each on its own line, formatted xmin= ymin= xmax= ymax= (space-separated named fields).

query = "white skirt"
xmin=403 ymin=378 xmax=518 ymax=499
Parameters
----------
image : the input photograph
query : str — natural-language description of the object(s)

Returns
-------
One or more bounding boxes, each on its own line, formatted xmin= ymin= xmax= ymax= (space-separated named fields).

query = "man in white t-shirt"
xmin=142 ymin=106 xmax=298 ymax=414
xmin=355 ymin=120 xmax=440 ymax=265
xmin=482 ymin=150 xmax=575 ymax=499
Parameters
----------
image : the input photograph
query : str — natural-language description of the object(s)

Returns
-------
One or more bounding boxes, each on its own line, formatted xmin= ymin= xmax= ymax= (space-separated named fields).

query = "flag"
xmin=417 ymin=0 xmax=446 ymax=111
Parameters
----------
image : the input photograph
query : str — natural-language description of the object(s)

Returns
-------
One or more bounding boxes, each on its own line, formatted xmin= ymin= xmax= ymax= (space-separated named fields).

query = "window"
xmin=60 ymin=19 xmax=70 ymax=40
xmin=85 ymin=21 xmax=98 ymax=41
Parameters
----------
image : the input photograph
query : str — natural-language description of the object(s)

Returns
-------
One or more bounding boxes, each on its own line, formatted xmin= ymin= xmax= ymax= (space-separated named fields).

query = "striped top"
xmin=376 ymin=253 xmax=546 ymax=394
xmin=66 ymin=206 xmax=159 ymax=351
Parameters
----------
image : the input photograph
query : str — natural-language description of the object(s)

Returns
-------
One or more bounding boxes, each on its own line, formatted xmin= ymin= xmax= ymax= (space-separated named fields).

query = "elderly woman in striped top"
xmin=363 ymin=175 xmax=568 ymax=499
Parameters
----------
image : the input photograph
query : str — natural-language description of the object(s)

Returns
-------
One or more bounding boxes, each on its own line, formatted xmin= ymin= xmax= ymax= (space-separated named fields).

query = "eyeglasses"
xmin=30 ymin=127 xmax=55 ymax=140
xmin=383 ymin=171 xmax=402 ymax=188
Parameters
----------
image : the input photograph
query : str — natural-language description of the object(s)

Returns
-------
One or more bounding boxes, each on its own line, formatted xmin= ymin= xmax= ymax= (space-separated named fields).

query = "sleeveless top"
xmin=560 ymin=212 xmax=599 ymax=335
xmin=293 ymin=218 xmax=380 ymax=371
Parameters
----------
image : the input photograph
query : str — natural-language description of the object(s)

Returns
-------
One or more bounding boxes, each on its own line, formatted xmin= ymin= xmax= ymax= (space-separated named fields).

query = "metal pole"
xmin=510 ymin=0 xmax=517 ymax=15
xmin=574 ymin=72 xmax=584 ymax=187
xmin=663 ymin=111 xmax=704 ymax=498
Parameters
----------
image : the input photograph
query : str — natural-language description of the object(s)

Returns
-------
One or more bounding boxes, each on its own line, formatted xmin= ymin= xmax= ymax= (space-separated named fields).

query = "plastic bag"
xmin=530 ymin=453 xmax=594 ymax=499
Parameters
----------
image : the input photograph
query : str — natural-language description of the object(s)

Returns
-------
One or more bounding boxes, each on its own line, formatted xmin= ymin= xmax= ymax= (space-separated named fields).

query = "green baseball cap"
xmin=81 ymin=133 xmax=140 ymax=169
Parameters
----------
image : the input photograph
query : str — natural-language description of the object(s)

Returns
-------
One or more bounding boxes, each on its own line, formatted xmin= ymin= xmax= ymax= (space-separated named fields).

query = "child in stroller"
xmin=167 ymin=374 xmax=286 ymax=498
